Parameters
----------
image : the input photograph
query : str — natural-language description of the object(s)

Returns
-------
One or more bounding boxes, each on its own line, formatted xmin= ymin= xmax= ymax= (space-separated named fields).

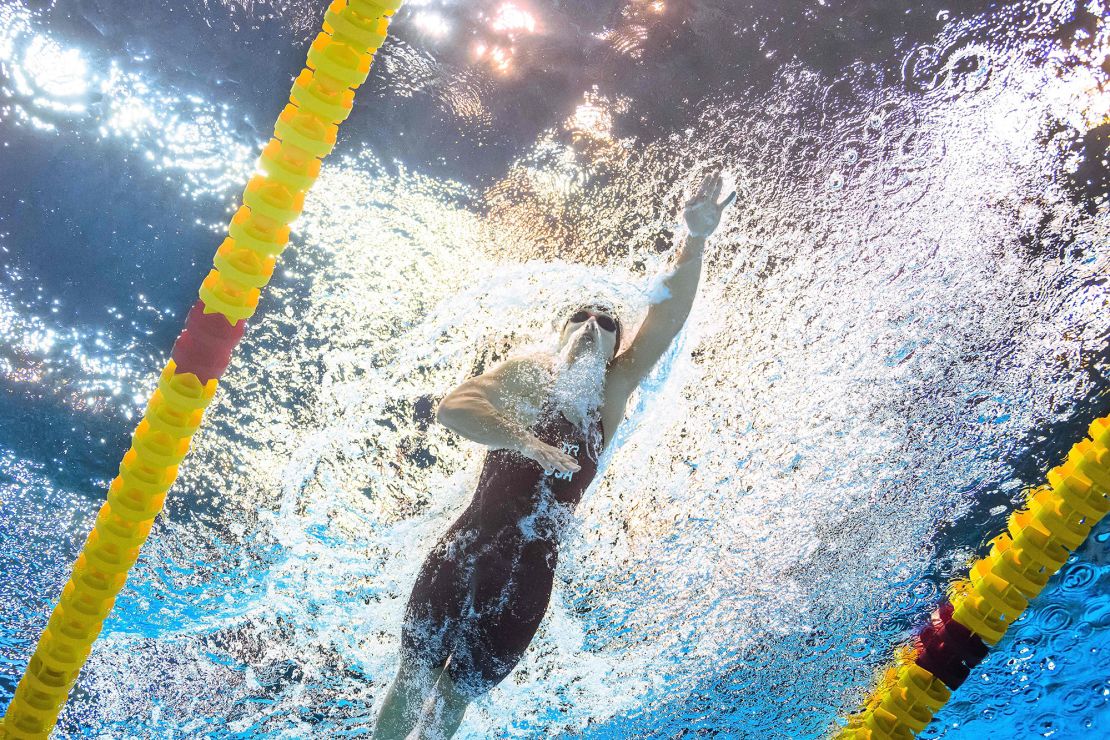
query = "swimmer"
xmin=373 ymin=170 xmax=736 ymax=739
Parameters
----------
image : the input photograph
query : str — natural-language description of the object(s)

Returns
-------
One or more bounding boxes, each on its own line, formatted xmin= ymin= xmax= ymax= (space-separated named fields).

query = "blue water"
xmin=1 ymin=0 xmax=1109 ymax=737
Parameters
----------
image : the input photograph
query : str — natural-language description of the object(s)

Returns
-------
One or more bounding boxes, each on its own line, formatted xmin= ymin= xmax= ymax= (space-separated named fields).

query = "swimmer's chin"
xmin=565 ymin=332 xmax=600 ymax=356
xmin=556 ymin=326 xmax=609 ymax=366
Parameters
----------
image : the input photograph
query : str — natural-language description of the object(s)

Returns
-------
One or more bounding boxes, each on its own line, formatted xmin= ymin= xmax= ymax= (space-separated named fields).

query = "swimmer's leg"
xmin=414 ymin=667 xmax=470 ymax=740
xmin=378 ymin=518 xmax=471 ymax=738
xmin=373 ymin=657 xmax=446 ymax=740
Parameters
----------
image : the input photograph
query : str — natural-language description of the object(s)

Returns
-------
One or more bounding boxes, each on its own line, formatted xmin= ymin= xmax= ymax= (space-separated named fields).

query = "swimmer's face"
xmin=559 ymin=307 xmax=621 ymax=361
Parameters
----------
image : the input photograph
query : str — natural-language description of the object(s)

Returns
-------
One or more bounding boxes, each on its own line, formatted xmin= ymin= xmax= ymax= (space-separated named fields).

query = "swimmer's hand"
xmin=683 ymin=169 xmax=736 ymax=238
xmin=517 ymin=437 xmax=581 ymax=474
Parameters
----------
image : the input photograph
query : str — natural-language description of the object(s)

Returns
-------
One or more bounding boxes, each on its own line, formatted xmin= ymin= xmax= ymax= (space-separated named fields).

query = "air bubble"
xmin=942 ymin=45 xmax=992 ymax=96
xmin=1037 ymin=603 xmax=1072 ymax=632
xmin=1061 ymin=562 xmax=1096 ymax=592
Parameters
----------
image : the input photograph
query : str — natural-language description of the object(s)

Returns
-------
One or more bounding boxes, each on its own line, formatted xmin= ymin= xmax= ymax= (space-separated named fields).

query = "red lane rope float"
xmin=0 ymin=1 xmax=404 ymax=737
xmin=833 ymin=415 xmax=1110 ymax=739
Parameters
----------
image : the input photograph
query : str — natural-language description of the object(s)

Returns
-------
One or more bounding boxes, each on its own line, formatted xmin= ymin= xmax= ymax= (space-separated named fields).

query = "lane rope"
xmin=832 ymin=415 xmax=1110 ymax=739
xmin=0 ymin=1 xmax=404 ymax=736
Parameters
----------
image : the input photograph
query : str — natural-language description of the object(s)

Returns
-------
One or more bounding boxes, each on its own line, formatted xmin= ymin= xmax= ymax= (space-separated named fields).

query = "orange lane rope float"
xmin=832 ymin=416 xmax=1110 ymax=739
xmin=0 ymin=1 xmax=404 ymax=737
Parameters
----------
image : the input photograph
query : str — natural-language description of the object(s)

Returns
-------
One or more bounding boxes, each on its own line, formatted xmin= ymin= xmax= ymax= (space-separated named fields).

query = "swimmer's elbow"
xmin=435 ymin=395 xmax=467 ymax=432
xmin=437 ymin=386 xmax=496 ymax=434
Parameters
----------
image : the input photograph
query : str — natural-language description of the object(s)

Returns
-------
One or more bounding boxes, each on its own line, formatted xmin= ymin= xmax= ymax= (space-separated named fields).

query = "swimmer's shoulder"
xmin=479 ymin=352 xmax=559 ymax=417
xmin=493 ymin=352 xmax=555 ymax=392
xmin=502 ymin=351 xmax=555 ymax=373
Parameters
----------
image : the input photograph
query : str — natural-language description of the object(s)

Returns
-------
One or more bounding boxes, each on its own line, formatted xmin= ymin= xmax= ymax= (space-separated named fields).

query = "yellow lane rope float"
xmin=832 ymin=416 xmax=1110 ymax=739
xmin=0 ymin=1 xmax=404 ymax=737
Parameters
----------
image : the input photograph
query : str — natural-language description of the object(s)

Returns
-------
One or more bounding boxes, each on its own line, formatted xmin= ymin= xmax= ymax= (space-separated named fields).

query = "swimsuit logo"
xmin=546 ymin=441 xmax=580 ymax=481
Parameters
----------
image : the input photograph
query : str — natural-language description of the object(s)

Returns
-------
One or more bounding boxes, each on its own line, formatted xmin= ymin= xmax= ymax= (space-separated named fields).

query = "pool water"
xmin=0 ymin=0 xmax=1108 ymax=737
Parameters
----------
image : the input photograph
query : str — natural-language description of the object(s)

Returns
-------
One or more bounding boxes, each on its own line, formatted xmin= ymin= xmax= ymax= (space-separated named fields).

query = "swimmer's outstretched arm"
xmin=437 ymin=358 xmax=581 ymax=474
xmin=608 ymin=170 xmax=735 ymax=395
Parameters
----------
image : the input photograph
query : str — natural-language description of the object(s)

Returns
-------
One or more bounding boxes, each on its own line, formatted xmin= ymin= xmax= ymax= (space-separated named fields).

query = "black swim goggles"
xmin=565 ymin=309 xmax=619 ymax=333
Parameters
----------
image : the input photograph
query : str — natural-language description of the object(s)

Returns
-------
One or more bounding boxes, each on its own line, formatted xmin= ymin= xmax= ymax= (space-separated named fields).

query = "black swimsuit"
xmin=401 ymin=406 xmax=604 ymax=698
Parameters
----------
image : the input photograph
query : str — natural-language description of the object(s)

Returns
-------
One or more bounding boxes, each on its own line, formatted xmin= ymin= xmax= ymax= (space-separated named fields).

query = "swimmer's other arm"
xmin=436 ymin=358 xmax=581 ymax=474
xmin=608 ymin=170 xmax=736 ymax=396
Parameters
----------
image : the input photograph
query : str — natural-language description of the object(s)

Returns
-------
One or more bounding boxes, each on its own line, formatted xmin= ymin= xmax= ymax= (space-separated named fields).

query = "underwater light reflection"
xmin=19 ymin=33 xmax=88 ymax=103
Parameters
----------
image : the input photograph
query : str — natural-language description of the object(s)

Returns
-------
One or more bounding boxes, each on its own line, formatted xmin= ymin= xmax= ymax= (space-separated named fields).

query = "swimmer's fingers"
xmin=698 ymin=171 xmax=719 ymax=201
xmin=688 ymin=170 xmax=727 ymax=209
xmin=545 ymin=449 xmax=581 ymax=474
xmin=522 ymin=439 xmax=581 ymax=474
xmin=718 ymin=190 xmax=737 ymax=211
xmin=686 ymin=173 xmax=710 ymax=207
xmin=696 ymin=172 xmax=713 ymax=200
xmin=544 ymin=447 xmax=581 ymax=474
